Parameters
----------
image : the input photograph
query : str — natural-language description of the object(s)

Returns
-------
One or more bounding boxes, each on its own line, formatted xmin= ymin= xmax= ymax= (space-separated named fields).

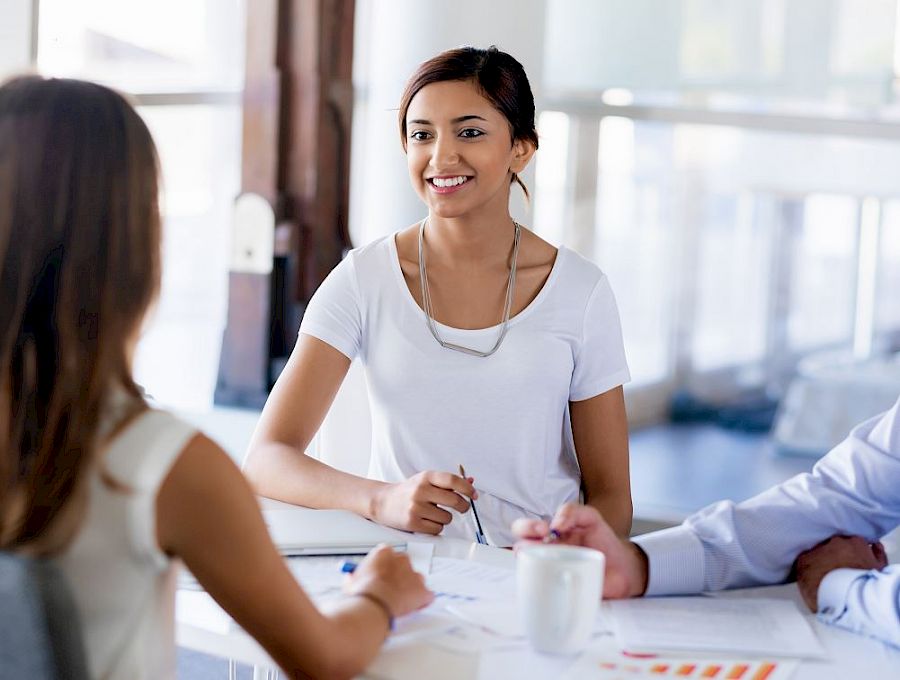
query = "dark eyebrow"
xmin=452 ymin=115 xmax=488 ymax=124
xmin=407 ymin=114 xmax=489 ymax=126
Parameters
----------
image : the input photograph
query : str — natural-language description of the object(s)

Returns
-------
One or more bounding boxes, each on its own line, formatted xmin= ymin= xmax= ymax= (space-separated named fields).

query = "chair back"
xmin=0 ymin=552 xmax=89 ymax=680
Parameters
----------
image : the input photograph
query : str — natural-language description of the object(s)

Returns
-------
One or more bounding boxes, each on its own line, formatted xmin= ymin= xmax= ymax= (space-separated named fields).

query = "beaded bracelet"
xmin=355 ymin=591 xmax=395 ymax=631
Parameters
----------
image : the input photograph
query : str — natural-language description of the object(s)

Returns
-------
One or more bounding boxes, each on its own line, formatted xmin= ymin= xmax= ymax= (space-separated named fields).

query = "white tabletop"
xmin=176 ymin=502 xmax=899 ymax=680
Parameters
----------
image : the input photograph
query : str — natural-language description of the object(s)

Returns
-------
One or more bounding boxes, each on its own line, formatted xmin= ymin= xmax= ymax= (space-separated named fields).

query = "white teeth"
xmin=432 ymin=176 xmax=468 ymax=188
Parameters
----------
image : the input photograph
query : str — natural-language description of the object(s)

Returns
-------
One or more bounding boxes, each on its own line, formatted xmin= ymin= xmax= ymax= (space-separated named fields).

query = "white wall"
xmin=0 ymin=0 xmax=34 ymax=79
xmin=348 ymin=0 xmax=547 ymax=246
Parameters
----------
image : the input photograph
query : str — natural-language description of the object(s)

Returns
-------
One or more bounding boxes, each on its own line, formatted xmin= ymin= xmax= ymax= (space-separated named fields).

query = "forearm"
xmin=584 ymin=489 xmax=632 ymax=537
xmin=244 ymin=441 xmax=386 ymax=518
xmin=276 ymin=600 xmax=388 ymax=680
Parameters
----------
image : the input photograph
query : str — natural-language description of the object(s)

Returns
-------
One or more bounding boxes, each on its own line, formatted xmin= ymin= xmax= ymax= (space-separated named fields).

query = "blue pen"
xmin=458 ymin=464 xmax=488 ymax=546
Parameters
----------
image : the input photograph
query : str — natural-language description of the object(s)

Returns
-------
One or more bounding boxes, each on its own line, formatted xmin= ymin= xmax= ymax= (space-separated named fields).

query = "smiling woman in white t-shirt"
xmin=245 ymin=46 xmax=632 ymax=547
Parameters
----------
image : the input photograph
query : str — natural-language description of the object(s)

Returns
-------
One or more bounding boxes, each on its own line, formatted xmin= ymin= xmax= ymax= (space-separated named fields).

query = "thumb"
xmin=872 ymin=541 xmax=888 ymax=569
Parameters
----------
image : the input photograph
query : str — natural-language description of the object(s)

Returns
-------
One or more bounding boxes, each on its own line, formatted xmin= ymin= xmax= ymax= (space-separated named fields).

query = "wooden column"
xmin=216 ymin=0 xmax=354 ymax=408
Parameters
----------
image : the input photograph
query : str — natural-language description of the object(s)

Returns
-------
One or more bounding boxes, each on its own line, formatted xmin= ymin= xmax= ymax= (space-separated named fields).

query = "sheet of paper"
xmin=406 ymin=541 xmax=435 ymax=575
xmin=444 ymin=599 xmax=612 ymax=639
xmin=426 ymin=623 xmax=530 ymax=654
xmin=426 ymin=556 xmax=516 ymax=601
xmin=563 ymin=650 xmax=800 ymax=680
xmin=270 ymin=542 xmax=436 ymax=598
xmin=608 ymin=597 xmax=826 ymax=659
xmin=386 ymin=609 xmax=459 ymax=646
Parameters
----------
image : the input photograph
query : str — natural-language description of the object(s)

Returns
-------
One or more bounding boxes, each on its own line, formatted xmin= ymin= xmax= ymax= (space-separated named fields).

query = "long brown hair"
xmin=0 ymin=76 xmax=161 ymax=555
xmin=398 ymin=45 xmax=539 ymax=198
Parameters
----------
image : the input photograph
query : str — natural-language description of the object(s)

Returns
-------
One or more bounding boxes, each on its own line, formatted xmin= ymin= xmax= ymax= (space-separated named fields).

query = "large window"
xmin=535 ymin=0 xmax=900 ymax=420
xmin=37 ymin=0 xmax=246 ymax=410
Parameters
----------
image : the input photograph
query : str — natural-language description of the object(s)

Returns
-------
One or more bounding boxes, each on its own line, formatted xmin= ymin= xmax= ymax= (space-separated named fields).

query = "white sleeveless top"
xmin=54 ymin=408 xmax=196 ymax=680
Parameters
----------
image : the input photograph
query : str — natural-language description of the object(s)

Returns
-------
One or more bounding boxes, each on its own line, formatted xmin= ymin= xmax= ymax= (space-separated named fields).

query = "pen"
xmin=543 ymin=528 xmax=561 ymax=544
xmin=458 ymin=464 xmax=488 ymax=546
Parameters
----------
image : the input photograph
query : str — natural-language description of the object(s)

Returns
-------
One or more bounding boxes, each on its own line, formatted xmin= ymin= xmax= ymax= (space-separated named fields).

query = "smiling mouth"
xmin=428 ymin=175 xmax=471 ymax=192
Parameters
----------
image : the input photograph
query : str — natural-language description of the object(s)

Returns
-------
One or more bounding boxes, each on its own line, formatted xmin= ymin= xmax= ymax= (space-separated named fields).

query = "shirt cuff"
xmin=633 ymin=525 xmax=706 ymax=596
xmin=817 ymin=568 xmax=866 ymax=623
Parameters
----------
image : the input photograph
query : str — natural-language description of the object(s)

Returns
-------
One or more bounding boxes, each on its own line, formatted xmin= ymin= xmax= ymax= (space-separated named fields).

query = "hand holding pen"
xmin=458 ymin=464 xmax=488 ymax=546
xmin=370 ymin=470 xmax=476 ymax=535
xmin=511 ymin=503 xmax=650 ymax=599
xmin=341 ymin=545 xmax=434 ymax=624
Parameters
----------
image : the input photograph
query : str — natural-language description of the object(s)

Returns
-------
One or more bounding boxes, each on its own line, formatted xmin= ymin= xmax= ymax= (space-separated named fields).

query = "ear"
xmin=510 ymin=137 xmax=536 ymax=174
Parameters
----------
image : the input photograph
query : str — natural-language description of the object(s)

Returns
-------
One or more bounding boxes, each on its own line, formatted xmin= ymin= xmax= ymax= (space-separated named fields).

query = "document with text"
xmin=608 ymin=597 xmax=826 ymax=659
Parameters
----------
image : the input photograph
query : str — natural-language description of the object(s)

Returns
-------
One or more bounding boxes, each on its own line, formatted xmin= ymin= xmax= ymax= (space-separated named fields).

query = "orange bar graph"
xmin=595 ymin=658 xmax=781 ymax=679
xmin=750 ymin=663 xmax=777 ymax=680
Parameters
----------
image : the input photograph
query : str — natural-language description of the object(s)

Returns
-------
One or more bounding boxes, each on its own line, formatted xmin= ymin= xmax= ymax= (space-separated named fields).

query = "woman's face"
xmin=404 ymin=79 xmax=533 ymax=220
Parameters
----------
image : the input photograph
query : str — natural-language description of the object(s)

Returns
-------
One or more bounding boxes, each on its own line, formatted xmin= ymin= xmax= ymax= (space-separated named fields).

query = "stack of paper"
xmin=607 ymin=597 xmax=825 ymax=659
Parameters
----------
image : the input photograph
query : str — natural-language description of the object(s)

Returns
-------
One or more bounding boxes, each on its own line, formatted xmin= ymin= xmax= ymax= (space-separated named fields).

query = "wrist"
xmin=628 ymin=540 xmax=650 ymax=597
xmin=353 ymin=590 xmax=395 ymax=631
xmin=364 ymin=480 xmax=389 ymax=521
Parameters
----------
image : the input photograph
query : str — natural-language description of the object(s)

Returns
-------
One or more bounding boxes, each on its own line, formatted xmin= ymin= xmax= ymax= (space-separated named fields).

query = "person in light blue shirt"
xmin=513 ymin=396 xmax=900 ymax=649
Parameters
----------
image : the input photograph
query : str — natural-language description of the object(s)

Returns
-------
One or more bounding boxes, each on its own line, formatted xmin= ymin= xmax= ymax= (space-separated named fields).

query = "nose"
xmin=430 ymin=134 xmax=460 ymax=170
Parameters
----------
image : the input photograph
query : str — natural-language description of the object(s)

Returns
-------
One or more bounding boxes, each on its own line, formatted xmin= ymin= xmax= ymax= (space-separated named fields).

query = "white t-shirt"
xmin=55 ymin=407 xmax=196 ymax=679
xmin=300 ymin=232 xmax=630 ymax=546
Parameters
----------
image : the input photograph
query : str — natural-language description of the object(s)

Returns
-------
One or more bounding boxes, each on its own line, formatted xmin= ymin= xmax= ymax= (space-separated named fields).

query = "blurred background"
xmin=1 ymin=0 xmax=899 ymax=488
xmin=3 ymin=3 xmax=900 ymax=673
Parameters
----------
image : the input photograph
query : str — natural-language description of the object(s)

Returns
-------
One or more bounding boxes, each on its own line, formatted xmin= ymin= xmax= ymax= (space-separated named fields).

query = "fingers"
xmin=424 ymin=470 xmax=477 ymax=500
xmin=550 ymin=502 xmax=603 ymax=533
xmin=872 ymin=541 xmax=888 ymax=569
xmin=414 ymin=501 xmax=453 ymax=527
xmin=416 ymin=485 xmax=471 ymax=514
xmin=512 ymin=517 xmax=549 ymax=541
xmin=408 ymin=515 xmax=445 ymax=535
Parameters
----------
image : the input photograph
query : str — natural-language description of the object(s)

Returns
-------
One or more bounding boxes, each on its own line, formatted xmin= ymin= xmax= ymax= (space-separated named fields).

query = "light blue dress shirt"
xmin=633 ymin=396 xmax=900 ymax=648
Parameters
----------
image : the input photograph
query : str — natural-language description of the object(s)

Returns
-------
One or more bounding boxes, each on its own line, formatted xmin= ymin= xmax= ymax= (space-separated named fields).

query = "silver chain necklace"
xmin=418 ymin=217 xmax=521 ymax=358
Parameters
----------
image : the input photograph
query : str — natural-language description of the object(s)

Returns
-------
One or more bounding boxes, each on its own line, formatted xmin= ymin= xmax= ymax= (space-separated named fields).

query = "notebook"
xmin=263 ymin=508 xmax=408 ymax=556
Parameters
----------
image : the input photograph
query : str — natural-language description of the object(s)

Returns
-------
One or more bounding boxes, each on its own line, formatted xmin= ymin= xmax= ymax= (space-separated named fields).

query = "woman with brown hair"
xmin=0 ymin=75 xmax=431 ymax=680
xmin=246 ymin=46 xmax=632 ymax=547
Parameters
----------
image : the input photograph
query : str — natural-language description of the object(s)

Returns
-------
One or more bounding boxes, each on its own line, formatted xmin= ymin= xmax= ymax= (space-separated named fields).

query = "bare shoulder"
xmin=165 ymin=432 xmax=239 ymax=491
xmin=156 ymin=432 xmax=252 ymax=555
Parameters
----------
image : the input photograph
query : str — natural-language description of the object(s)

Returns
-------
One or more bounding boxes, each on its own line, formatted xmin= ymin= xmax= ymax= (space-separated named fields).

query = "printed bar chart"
xmin=593 ymin=659 xmax=790 ymax=680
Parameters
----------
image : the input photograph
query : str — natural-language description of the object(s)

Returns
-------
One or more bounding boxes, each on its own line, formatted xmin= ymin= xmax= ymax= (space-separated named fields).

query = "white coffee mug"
xmin=517 ymin=545 xmax=605 ymax=655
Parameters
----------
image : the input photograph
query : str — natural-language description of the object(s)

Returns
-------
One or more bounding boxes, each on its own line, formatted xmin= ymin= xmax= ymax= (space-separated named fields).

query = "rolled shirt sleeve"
xmin=630 ymin=397 xmax=900 ymax=648
xmin=633 ymin=525 xmax=706 ymax=596
xmin=817 ymin=565 xmax=900 ymax=649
